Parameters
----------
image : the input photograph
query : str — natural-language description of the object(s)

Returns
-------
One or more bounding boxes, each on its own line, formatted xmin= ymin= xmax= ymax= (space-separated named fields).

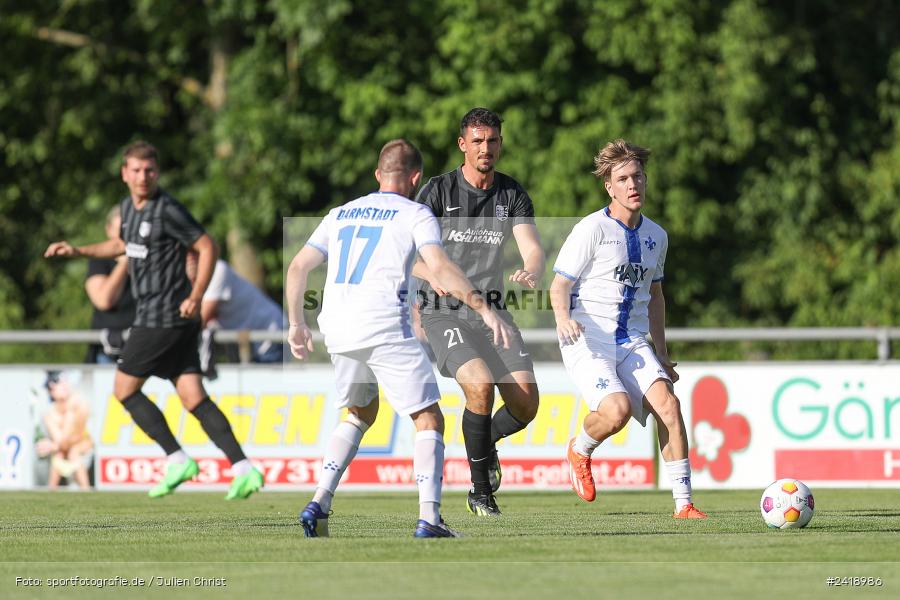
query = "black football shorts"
xmin=118 ymin=322 xmax=202 ymax=380
xmin=420 ymin=310 xmax=534 ymax=381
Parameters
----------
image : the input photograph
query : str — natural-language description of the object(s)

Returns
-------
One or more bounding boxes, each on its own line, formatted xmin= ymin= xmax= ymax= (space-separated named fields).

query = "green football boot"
xmin=225 ymin=467 xmax=264 ymax=500
xmin=148 ymin=458 xmax=199 ymax=498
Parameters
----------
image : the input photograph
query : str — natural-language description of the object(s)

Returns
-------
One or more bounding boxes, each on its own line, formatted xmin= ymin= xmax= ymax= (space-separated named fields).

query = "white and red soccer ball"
xmin=760 ymin=478 xmax=815 ymax=529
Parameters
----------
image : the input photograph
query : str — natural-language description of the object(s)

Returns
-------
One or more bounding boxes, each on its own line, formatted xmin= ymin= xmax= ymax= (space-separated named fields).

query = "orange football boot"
xmin=566 ymin=438 xmax=596 ymax=502
xmin=673 ymin=503 xmax=708 ymax=519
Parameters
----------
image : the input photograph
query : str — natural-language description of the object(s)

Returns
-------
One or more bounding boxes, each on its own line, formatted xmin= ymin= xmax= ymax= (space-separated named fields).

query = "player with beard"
xmin=45 ymin=141 xmax=263 ymax=500
xmin=413 ymin=108 xmax=544 ymax=516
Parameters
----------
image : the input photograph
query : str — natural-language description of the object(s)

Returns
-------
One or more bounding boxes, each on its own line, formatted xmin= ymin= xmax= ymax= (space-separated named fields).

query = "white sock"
xmin=574 ymin=426 xmax=601 ymax=456
xmin=231 ymin=459 xmax=252 ymax=477
xmin=414 ymin=429 xmax=444 ymax=525
xmin=315 ymin=415 xmax=369 ymax=513
xmin=665 ymin=458 xmax=692 ymax=511
xmin=312 ymin=488 xmax=334 ymax=514
xmin=167 ymin=450 xmax=189 ymax=465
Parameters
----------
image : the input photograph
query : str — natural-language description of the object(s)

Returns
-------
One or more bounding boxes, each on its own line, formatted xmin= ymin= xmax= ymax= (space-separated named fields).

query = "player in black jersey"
xmin=45 ymin=141 xmax=263 ymax=500
xmin=413 ymin=108 xmax=545 ymax=516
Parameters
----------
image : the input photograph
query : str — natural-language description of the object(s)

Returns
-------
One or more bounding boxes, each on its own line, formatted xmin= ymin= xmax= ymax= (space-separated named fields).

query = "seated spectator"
xmin=188 ymin=254 xmax=286 ymax=363
xmin=36 ymin=371 xmax=94 ymax=490
xmin=84 ymin=205 xmax=135 ymax=363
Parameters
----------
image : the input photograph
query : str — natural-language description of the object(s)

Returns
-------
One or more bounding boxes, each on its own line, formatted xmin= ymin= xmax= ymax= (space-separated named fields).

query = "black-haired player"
xmin=413 ymin=108 xmax=545 ymax=516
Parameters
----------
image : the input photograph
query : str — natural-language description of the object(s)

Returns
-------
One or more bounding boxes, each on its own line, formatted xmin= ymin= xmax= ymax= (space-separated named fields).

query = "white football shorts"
xmin=329 ymin=338 xmax=441 ymax=417
xmin=560 ymin=333 xmax=671 ymax=426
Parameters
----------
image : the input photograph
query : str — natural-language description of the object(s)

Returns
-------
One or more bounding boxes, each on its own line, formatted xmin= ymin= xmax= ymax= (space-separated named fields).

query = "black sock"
xmin=491 ymin=405 xmax=530 ymax=445
xmin=121 ymin=392 xmax=181 ymax=455
xmin=190 ymin=397 xmax=246 ymax=464
xmin=463 ymin=409 xmax=492 ymax=495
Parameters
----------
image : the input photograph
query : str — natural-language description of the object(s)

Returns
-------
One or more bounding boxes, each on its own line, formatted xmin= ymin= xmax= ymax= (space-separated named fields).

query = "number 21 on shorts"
xmin=444 ymin=327 xmax=464 ymax=348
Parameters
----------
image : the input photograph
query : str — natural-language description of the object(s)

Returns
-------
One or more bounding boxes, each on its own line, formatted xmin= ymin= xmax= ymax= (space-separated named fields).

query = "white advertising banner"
xmin=7 ymin=362 xmax=897 ymax=492
xmin=663 ymin=364 xmax=900 ymax=489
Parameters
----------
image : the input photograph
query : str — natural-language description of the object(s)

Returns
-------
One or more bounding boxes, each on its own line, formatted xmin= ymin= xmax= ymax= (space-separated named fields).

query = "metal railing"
xmin=0 ymin=327 xmax=897 ymax=361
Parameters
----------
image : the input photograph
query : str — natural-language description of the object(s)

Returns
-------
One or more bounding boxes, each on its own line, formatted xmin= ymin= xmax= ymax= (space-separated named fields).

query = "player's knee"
xmin=655 ymin=392 xmax=682 ymax=427
xmin=113 ymin=385 xmax=133 ymax=402
xmin=603 ymin=396 xmax=632 ymax=431
xmin=463 ymin=383 xmax=494 ymax=412
xmin=515 ymin=395 xmax=539 ymax=423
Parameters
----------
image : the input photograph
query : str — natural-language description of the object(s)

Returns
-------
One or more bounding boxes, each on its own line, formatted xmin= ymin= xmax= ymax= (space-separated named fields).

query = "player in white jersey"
xmin=286 ymin=139 xmax=512 ymax=538
xmin=550 ymin=139 xmax=707 ymax=519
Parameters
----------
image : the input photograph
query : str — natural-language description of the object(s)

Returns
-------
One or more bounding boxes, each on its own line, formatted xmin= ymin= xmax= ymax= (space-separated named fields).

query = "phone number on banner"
xmin=99 ymin=457 xmax=325 ymax=486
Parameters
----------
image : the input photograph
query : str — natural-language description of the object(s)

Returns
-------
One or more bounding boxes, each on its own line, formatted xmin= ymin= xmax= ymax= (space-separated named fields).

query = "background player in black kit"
xmin=413 ymin=108 xmax=545 ymax=516
xmin=45 ymin=141 xmax=263 ymax=500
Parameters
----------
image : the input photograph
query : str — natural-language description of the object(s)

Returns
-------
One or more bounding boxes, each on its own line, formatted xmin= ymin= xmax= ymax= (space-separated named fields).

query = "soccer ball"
xmin=760 ymin=478 xmax=814 ymax=529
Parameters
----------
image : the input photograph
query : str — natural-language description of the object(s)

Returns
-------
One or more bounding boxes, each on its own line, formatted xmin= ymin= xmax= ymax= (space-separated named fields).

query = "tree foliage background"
xmin=1 ymin=0 xmax=898 ymax=361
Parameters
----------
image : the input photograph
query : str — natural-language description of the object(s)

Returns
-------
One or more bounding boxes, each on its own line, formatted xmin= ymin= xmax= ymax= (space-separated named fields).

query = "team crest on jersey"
xmin=139 ymin=221 xmax=152 ymax=238
xmin=495 ymin=204 xmax=509 ymax=221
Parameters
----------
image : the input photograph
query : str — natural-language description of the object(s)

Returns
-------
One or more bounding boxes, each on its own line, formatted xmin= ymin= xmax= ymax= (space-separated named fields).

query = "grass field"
xmin=2 ymin=489 xmax=899 ymax=599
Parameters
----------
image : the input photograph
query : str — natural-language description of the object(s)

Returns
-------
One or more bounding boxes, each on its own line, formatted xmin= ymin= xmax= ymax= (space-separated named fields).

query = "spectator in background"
xmin=36 ymin=371 xmax=94 ymax=490
xmin=188 ymin=253 xmax=286 ymax=363
xmin=85 ymin=205 xmax=136 ymax=363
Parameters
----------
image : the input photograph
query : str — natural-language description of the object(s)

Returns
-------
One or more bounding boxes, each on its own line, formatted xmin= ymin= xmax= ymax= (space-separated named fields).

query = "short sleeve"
xmin=86 ymin=258 xmax=114 ymax=280
xmin=415 ymin=177 xmax=443 ymax=217
xmin=411 ymin=206 xmax=442 ymax=250
xmin=203 ymin=261 xmax=228 ymax=301
xmin=553 ymin=220 xmax=599 ymax=282
xmin=509 ymin=181 xmax=536 ymax=227
xmin=163 ymin=198 xmax=205 ymax=247
xmin=305 ymin=216 xmax=330 ymax=258
xmin=653 ymin=231 xmax=668 ymax=282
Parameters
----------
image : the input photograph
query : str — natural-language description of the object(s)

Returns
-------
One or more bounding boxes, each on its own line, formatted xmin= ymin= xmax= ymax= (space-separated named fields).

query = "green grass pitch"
xmin=2 ymin=489 xmax=898 ymax=599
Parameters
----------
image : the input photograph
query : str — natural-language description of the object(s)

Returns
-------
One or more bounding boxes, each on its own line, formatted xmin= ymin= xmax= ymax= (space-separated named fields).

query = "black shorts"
xmin=420 ymin=311 xmax=534 ymax=381
xmin=118 ymin=323 xmax=202 ymax=381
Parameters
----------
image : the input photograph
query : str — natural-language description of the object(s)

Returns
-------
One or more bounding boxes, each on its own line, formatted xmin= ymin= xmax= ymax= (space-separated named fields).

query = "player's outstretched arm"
xmin=411 ymin=256 xmax=448 ymax=296
xmin=419 ymin=244 xmax=511 ymax=349
xmin=44 ymin=238 xmax=125 ymax=259
xmin=285 ymin=244 xmax=326 ymax=360
xmin=550 ymin=273 xmax=584 ymax=344
xmin=648 ymin=281 xmax=678 ymax=382
xmin=509 ymin=223 xmax=545 ymax=289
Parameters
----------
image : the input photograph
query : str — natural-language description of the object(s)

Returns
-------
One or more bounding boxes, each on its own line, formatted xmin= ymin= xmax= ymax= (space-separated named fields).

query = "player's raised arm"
xmin=44 ymin=237 xmax=125 ymax=259
xmin=285 ymin=243 xmax=326 ymax=360
xmin=419 ymin=244 xmax=511 ymax=349
xmin=509 ymin=223 xmax=545 ymax=289
xmin=550 ymin=272 xmax=584 ymax=344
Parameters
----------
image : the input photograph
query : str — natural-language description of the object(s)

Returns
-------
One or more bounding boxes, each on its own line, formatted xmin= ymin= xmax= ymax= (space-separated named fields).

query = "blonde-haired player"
xmin=550 ymin=139 xmax=707 ymax=519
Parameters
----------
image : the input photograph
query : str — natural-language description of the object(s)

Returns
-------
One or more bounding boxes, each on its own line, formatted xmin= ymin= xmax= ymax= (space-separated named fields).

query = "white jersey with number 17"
xmin=306 ymin=192 xmax=442 ymax=353
xmin=553 ymin=207 xmax=668 ymax=346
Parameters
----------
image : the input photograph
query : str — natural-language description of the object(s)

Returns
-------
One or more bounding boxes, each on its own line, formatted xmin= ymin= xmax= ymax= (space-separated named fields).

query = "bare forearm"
xmin=430 ymin=261 xmax=487 ymax=313
xmin=411 ymin=258 xmax=433 ymax=281
xmin=189 ymin=241 xmax=217 ymax=302
xmin=522 ymin=246 xmax=545 ymax=279
xmin=550 ymin=278 xmax=574 ymax=323
xmin=77 ymin=239 xmax=126 ymax=259
xmin=648 ymin=293 xmax=669 ymax=358
xmin=285 ymin=265 xmax=309 ymax=326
